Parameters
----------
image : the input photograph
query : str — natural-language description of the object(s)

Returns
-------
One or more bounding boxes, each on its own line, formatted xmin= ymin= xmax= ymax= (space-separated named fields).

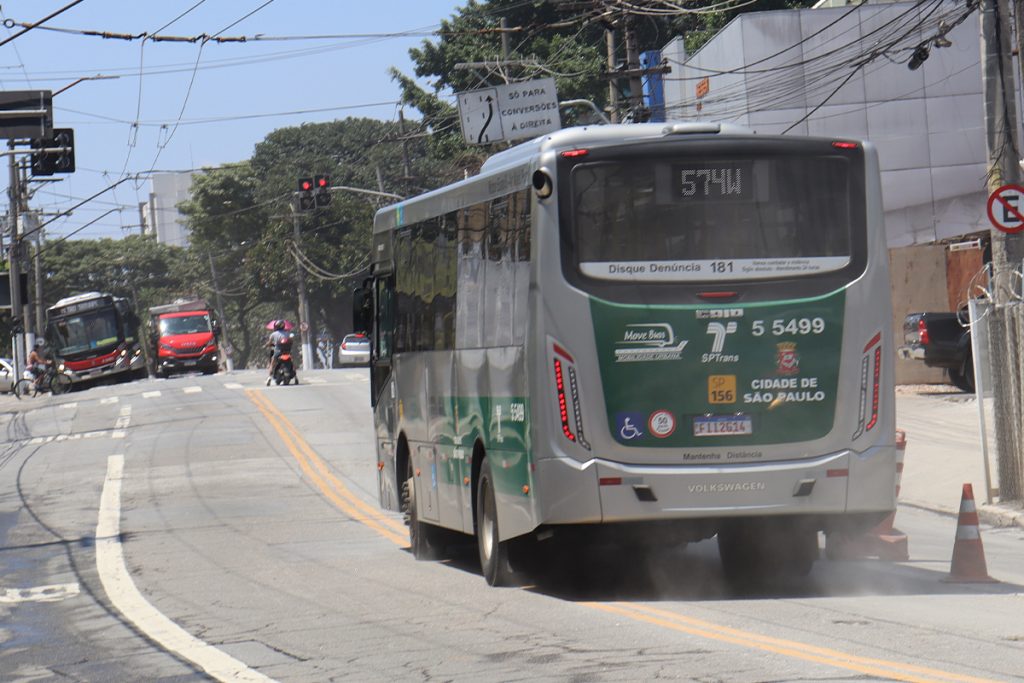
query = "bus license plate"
xmin=693 ymin=415 xmax=752 ymax=437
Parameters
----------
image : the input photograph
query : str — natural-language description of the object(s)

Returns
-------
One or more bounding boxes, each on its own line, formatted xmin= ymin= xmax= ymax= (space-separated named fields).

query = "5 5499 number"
xmin=751 ymin=317 xmax=825 ymax=336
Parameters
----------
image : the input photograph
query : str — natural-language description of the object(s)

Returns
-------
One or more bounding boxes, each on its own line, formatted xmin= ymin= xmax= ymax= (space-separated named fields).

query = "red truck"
xmin=149 ymin=299 xmax=221 ymax=378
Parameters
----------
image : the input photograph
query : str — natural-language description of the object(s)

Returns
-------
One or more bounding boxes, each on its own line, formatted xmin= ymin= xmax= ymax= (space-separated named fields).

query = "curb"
xmin=900 ymin=499 xmax=1024 ymax=530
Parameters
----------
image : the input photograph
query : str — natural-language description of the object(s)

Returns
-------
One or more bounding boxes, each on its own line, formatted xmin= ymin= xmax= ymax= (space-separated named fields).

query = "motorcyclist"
xmin=27 ymin=340 xmax=53 ymax=389
xmin=265 ymin=320 xmax=293 ymax=386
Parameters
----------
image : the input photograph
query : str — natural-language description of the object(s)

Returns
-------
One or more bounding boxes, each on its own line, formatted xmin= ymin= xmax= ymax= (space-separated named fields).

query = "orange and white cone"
xmin=944 ymin=483 xmax=997 ymax=583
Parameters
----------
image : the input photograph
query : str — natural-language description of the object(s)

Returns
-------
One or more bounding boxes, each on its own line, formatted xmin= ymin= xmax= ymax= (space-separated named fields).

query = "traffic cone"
xmin=943 ymin=483 xmax=997 ymax=583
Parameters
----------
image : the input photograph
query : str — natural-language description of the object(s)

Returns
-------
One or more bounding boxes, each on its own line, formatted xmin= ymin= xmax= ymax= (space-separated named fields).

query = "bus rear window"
xmin=571 ymin=154 xmax=857 ymax=282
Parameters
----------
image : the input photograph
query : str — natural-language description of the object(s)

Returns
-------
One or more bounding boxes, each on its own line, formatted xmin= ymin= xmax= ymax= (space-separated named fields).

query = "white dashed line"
xmin=183 ymin=386 xmax=202 ymax=394
xmin=112 ymin=405 xmax=131 ymax=439
xmin=100 ymin=397 xmax=119 ymax=405
xmin=223 ymin=383 xmax=243 ymax=390
xmin=0 ymin=583 xmax=80 ymax=604
xmin=143 ymin=391 xmax=161 ymax=399
xmin=304 ymin=377 xmax=327 ymax=384
xmin=84 ymin=431 xmax=109 ymax=439
xmin=96 ymin=456 xmax=274 ymax=683
xmin=60 ymin=402 xmax=78 ymax=410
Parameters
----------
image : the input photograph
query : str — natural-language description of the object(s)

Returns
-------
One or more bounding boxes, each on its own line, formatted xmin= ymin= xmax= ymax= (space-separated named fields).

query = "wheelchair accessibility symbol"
xmin=616 ymin=413 xmax=646 ymax=441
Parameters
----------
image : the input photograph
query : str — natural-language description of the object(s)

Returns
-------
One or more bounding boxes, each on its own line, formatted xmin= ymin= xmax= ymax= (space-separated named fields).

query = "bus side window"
xmin=375 ymin=276 xmax=394 ymax=360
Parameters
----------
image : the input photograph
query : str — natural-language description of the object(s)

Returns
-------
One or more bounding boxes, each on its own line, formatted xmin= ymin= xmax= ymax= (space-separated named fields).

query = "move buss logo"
xmin=614 ymin=323 xmax=688 ymax=363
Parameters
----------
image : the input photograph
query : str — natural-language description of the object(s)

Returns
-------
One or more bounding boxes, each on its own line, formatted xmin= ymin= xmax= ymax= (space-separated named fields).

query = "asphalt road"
xmin=1 ymin=370 xmax=1022 ymax=682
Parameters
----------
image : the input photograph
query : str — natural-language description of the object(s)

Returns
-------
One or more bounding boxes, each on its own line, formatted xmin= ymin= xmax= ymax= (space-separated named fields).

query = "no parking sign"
xmin=987 ymin=184 xmax=1024 ymax=234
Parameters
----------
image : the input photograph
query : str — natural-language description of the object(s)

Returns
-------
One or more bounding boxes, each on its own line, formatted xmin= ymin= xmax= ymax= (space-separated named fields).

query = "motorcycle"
xmin=272 ymin=352 xmax=297 ymax=385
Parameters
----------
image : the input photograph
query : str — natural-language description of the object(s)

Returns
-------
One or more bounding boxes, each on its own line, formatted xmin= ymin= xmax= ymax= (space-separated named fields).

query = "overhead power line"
xmin=0 ymin=0 xmax=87 ymax=48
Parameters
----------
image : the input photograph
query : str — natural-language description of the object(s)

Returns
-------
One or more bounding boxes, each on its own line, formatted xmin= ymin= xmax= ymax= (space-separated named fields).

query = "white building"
xmin=661 ymin=0 xmax=988 ymax=247
xmin=141 ymin=172 xmax=195 ymax=247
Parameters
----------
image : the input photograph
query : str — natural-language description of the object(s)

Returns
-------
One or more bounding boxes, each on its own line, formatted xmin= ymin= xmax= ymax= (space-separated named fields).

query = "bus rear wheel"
xmin=476 ymin=458 xmax=516 ymax=587
xmin=403 ymin=457 xmax=442 ymax=560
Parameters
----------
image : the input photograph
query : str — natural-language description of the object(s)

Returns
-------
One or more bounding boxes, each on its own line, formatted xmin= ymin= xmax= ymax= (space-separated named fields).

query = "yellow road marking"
xmin=246 ymin=390 xmax=1004 ymax=683
xmin=246 ymin=390 xmax=407 ymax=545
xmin=587 ymin=603 xmax=1003 ymax=683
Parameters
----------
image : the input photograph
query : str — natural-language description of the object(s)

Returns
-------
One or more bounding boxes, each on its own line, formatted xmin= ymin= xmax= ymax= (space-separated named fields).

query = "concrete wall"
xmin=890 ymin=244 xmax=949 ymax=384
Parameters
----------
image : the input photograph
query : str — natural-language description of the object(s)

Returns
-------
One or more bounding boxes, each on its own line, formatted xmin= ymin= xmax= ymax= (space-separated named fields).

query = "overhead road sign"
xmin=457 ymin=78 xmax=560 ymax=145
xmin=0 ymin=90 xmax=53 ymax=139
xmin=986 ymin=184 xmax=1024 ymax=234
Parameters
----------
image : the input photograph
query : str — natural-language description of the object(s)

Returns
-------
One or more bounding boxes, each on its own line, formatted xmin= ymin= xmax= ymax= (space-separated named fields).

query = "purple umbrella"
xmin=265 ymin=319 xmax=295 ymax=331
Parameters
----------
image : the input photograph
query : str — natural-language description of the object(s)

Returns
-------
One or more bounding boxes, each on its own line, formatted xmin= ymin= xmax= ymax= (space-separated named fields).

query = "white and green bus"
xmin=356 ymin=122 xmax=897 ymax=586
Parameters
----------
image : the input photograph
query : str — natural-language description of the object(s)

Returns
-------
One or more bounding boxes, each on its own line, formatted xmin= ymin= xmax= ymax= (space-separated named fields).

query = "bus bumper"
xmin=67 ymin=349 xmax=145 ymax=383
xmin=533 ymin=444 xmax=898 ymax=528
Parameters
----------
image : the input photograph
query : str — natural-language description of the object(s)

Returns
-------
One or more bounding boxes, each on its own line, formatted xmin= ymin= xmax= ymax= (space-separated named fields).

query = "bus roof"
xmin=372 ymin=121 xmax=757 ymax=234
xmin=50 ymin=291 xmax=109 ymax=310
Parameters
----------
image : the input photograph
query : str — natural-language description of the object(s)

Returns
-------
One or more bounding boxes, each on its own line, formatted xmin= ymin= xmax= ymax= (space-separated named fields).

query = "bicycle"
xmin=14 ymin=364 xmax=72 ymax=399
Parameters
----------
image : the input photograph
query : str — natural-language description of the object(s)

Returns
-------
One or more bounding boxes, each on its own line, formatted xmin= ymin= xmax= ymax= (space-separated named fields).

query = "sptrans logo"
xmin=702 ymin=321 xmax=738 ymax=363
xmin=614 ymin=323 xmax=688 ymax=363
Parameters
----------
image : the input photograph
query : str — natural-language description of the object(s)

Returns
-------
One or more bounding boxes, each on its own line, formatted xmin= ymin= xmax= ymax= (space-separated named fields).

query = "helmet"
xmin=274 ymin=320 xmax=285 ymax=331
xmin=34 ymin=339 xmax=44 ymax=347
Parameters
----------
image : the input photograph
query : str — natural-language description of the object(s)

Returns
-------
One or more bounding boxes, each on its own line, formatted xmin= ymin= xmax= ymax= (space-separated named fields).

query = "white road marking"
xmin=100 ymin=397 xmax=119 ymax=405
xmin=223 ymin=383 xmax=243 ymax=390
xmin=84 ymin=430 xmax=109 ymax=439
xmin=0 ymin=583 xmax=80 ymax=604
xmin=304 ymin=377 xmax=326 ymax=384
xmin=183 ymin=386 xmax=202 ymax=394
xmin=112 ymin=406 xmax=131 ymax=439
xmin=96 ymin=456 xmax=275 ymax=683
xmin=143 ymin=391 xmax=161 ymax=399
xmin=60 ymin=402 xmax=78 ymax=410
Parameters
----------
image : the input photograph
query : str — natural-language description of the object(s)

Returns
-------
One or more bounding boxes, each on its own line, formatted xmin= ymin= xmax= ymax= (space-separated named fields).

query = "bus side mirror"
xmin=353 ymin=282 xmax=372 ymax=334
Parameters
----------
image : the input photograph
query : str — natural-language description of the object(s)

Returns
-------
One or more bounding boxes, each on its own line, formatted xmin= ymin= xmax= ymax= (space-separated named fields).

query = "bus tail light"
xmin=852 ymin=332 xmax=883 ymax=439
xmin=552 ymin=341 xmax=591 ymax=450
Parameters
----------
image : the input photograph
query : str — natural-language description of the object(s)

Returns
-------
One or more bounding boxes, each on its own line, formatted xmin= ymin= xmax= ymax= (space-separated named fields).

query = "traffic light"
xmin=297 ymin=177 xmax=315 ymax=211
xmin=31 ymin=128 xmax=75 ymax=176
xmin=314 ymin=175 xmax=331 ymax=207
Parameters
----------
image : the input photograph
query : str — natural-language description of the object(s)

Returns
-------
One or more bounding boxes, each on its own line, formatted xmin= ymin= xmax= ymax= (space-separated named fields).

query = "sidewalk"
xmin=896 ymin=384 xmax=1024 ymax=529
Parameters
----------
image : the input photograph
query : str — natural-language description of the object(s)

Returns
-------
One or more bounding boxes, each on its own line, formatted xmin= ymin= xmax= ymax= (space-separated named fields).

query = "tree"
xmin=394 ymin=0 xmax=818 ymax=131
xmin=40 ymin=235 xmax=192 ymax=317
xmin=179 ymin=164 xmax=275 ymax=369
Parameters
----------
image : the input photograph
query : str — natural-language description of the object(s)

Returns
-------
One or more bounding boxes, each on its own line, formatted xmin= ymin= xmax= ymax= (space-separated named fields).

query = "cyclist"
xmin=27 ymin=340 xmax=53 ymax=390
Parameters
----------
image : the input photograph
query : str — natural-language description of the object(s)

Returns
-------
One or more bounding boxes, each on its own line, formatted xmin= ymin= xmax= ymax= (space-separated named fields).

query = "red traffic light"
xmin=298 ymin=178 xmax=313 ymax=192
xmin=315 ymin=175 xmax=330 ymax=189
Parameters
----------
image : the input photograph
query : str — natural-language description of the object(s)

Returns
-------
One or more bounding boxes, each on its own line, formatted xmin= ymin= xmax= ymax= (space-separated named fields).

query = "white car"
xmin=0 ymin=358 xmax=14 ymax=394
xmin=338 ymin=333 xmax=370 ymax=366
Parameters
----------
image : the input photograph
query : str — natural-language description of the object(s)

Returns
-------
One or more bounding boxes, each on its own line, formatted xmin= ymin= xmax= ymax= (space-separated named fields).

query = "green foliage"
xmin=40 ymin=235 xmax=192 ymax=316
xmin=397 ymin=0 xmax=820 ymax=125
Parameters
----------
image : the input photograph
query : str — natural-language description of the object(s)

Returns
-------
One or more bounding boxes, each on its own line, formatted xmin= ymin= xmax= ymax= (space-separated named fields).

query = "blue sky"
xmin=1 ymin=1 xmax=465 ymax=240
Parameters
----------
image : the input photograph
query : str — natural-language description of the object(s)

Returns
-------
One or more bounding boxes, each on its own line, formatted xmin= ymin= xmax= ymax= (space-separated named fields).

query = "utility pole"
xmin=33 ymin=222 xmax=43 ymax=339
xmin=7 ymin=140 xmax=24 ymax=378
xmin=207 ymin=252 xmax=234 ymax=372
xmin=500 ymin=17 xmax=510 ymax=60
xmin=982 ymin=0 xmax=1024 ymax=501
xmin=606 ymin=26 xmax=620 ymax=123
xmin=290 ymin=203 xmax=314 ymax=371
xmin=623 ymin=16 xmax=646 ymax=121
xmin=397 ymin=108 xmax=411 ymax=180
